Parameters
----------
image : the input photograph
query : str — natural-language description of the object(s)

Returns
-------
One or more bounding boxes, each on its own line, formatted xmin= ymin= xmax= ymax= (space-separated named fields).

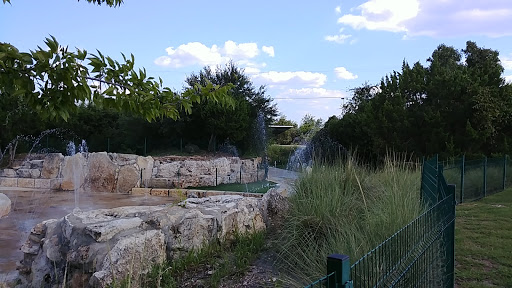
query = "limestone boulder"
xmin=155 ymin=162 xmax=180 ymax=178
xmin=91 ymin=230 xmax=166 ymax=287
xmin=167 ymin=209 xmax=217 ymax=254
xmin=259 ymin=188 xmax=289 ymax=228
xmin=16 ymin=169 xmax=41 ymax=178
xmin=0 ymin=168 xmax=17 ymax=177
xmin=112 ymin=153 xmax=138 ymax=166
xmin=182 ymin=195 xmax=266 ymax=240
xmin=17 ymin=194 xmax=271 ymax=288
xmin=41 ymin=153 xmax=64 ymax=178
xmin=116 ymin=165 xmax=139 ymax=193
xmin=136 ymin=156 xmax=154 ymax=187
xmin=0 ymin=193 xmax=11 ymax=218
xmin=85 ymin=152 xmax=117 ymax=193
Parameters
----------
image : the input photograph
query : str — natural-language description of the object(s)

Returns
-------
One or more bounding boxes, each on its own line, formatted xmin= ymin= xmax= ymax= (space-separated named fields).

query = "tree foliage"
xmin=325 ymin=41 xmax=512 ymax=161
xmin=183 ymin=62 xmax=278 ymax=152
xmin=272 ymin=116 xmax=298 ymax=145
xmin=1 ymin=0 xmax=236 ymax=156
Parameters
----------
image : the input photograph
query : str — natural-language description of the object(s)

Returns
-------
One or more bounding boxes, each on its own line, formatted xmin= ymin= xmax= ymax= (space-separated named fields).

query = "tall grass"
xmin=276 ymin=155 xmax=424 ymax=286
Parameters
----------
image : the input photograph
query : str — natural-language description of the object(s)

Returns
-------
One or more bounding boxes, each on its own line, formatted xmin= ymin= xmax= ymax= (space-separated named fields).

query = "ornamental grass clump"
xmin=277 ymin=154 xmax=423 ymax=286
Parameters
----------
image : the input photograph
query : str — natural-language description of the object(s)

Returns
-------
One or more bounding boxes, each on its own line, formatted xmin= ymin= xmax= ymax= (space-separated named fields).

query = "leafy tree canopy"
xmin=0 ymin=37 xmax=233 ymax=124
xmin=183 ymin=62 xmax=277 ymax=152
xmin=325 ymin=41 xmax=512 ymax=161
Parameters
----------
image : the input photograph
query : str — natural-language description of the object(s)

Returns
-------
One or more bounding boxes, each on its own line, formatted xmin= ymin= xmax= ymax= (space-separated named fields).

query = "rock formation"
xmin=0 ymin=153 xmax=262 ymax=192
xmin=16 ymin=190 xmax=287 ymax=288
xmin=0 ymin=193 xmax=11 ymax=218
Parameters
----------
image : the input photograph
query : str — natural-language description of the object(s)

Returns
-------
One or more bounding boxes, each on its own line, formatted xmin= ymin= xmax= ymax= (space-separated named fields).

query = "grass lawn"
xmin=194 ymin=180 xmax=277 ymax=194
xmin=455 ymin=188 xmax=512 ymax=287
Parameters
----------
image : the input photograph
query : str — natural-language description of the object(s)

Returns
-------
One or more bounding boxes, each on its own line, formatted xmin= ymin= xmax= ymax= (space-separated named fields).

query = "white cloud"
xmin=325 ymin=34 xmax=352 ymax=44
xmin=335 ymin=6 xmax=341 ymax=14
xmin=336 ymin=0 xmax=512 ymax=38
xmin=338 ymin=0 xmax=420 ymax=32
xmin=500 ymin=56 xmax=512 ymax=70
xmin=223 ymin=40 xmax=259 ymax=59
xmin=251 ymin=71 xmax=327 ymax=88
xmin=278 ymin=88 xmax=346 ymax=99
xmin=334 ymin=67 xmax=358 ymax=80
xmin=262 ymin=46 xmax=275 ymax=57
xmin=155 ymin=41 xmax=273 ymax=68
xmin=505 ymin=75 xmax=512 ymax=83
xmin=244 ymin=67 xmax=261 ymax=74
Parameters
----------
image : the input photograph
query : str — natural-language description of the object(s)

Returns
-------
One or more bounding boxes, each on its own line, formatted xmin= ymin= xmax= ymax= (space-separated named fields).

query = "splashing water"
xmin=66 ymin=139 xmax=88 ymax=211
xmin=218 ymin=140 xmax=238 ymax=157
xmin=254 ymin=112 xmax=269 ymax=179
xmin=66 ymin=141 xmax=76 ymax=156
xmin=287 ymin=129 xmax=345 ymax=171
xmin=78 ymin=139 xmax=88 ymax=153
xmin=0 ymin=129 xmax=70 ymax=165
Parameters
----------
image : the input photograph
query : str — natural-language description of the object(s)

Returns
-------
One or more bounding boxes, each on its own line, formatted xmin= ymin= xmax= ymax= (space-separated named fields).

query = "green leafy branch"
xmin=0 ymin=36 xmax=234 ymax=122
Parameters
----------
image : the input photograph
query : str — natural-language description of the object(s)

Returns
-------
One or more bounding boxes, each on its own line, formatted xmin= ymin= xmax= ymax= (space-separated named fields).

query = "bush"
xmin=266 ymin=144 xmax=299 ymax=167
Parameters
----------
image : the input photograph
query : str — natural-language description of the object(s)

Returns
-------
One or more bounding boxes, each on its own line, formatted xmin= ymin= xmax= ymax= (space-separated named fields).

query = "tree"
xmin=1 ymin=0 xmax=234 ymax=161
xmin=272 ymin=116 xmax=298 ymax=145
xmin=184 ymin=62 xmax=277 ymax=152
xmin=324 ymin=41 xmax=512 ymax=162
xmin=297 ymin=114 xmax=323 ymax=143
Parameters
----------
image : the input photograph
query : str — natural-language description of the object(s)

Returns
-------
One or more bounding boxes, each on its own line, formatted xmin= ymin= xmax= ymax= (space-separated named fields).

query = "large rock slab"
xmin=0 ymin=169 xmax=17 ymax=177
xmin=85 ymin=152 xmax=117 ymax=193
xmin=16 ymin=169 xmax=41 ymax=178
xmin=16 ymin=192 xmax=286 ymax=288
xmin=116 ymin=165 xmax=139 ymax=193
xmin=136 ymin=156 xmax=154 ymax=187
xmin=91 ymin=230 xmax=166 ymax=287
xmin=41 ymin=153 xmax=64 ymax=179
xmin=0 ymin=193 xmax=11 ymax=218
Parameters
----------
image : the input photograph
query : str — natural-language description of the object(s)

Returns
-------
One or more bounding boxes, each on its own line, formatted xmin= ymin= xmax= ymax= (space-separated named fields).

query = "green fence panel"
xmin=305 ymin=156 xmax=456 ymax=288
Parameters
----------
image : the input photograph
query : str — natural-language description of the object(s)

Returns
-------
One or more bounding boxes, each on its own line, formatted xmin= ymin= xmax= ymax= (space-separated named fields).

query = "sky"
xmin=1 ymin=0 xmax=512 ymax=124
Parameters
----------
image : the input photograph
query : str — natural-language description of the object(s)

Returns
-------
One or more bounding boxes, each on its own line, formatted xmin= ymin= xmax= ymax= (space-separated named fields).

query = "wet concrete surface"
xmin=0 ymin=188 xmax=179 ymax=283
xmin=267 ymin=167 xmax=299 ymax=196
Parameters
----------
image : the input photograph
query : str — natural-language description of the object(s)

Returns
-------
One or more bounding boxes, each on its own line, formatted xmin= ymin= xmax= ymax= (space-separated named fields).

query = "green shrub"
xmin=266 ymin=144 xmax=299 ymax=167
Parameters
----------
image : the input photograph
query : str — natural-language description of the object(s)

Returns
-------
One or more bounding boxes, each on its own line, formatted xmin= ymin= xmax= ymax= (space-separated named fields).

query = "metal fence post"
xmin=503 ymin=155 xmax=507 ymax=190
xmin=483 ymin=157 xmax=487 ymax=198
xmin=107 ymin=137 xmax=110 ymax=153
xmin=460 ymin=154 xmax=465 ymax=204
xmin=327 ymin=254 xmax=352 ymax=288
xmin=447 ymin=184 xmax=456 ymax=288
xmin=421 ymin=156 xmax=425 ymax=202
xmin=239 ymin=167 xmax=242 ymax=184
xmin=215 ymin=168 xmax=218 ymax=186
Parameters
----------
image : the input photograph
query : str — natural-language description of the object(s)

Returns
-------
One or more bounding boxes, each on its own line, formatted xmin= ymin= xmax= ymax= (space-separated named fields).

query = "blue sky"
xmin=2 ymin=0 xmax=512 ymax=124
